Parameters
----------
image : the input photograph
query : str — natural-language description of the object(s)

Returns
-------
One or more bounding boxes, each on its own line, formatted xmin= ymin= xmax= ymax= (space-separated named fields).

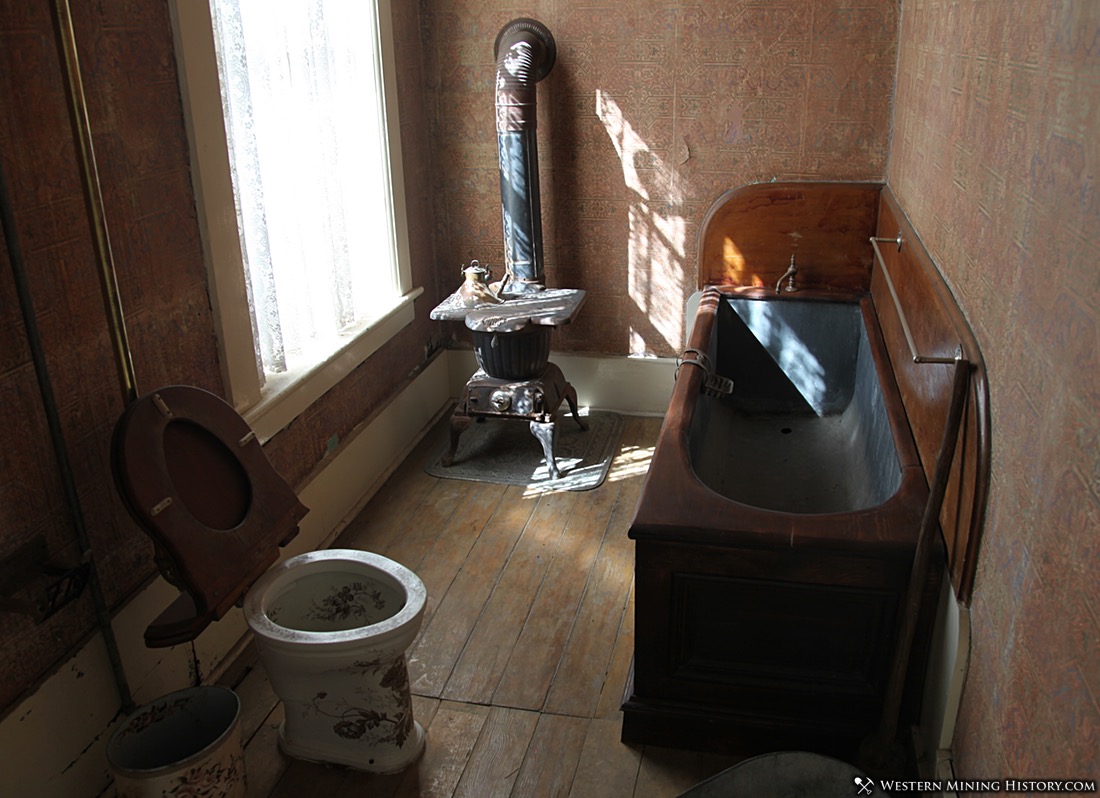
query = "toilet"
xmin=111 ymin=385 xmax=427 ymax=773
xmin=243 ymin=549 xmax=426 ymax=772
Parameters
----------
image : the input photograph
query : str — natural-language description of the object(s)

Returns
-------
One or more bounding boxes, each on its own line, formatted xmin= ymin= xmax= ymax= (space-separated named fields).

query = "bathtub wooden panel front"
xmin=624 ymin=536 xmax=943 ymax=758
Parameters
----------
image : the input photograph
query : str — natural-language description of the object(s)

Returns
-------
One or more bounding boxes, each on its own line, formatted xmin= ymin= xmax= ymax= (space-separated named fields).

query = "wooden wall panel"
xmin=698 ymin=182 xmax=882 ymax=292
xmin=871 ymin=188 xmax=990 ymax=602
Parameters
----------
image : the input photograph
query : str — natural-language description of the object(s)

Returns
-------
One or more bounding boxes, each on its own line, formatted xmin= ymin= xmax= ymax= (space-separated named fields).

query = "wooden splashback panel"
xmin=698 ymin=182 xmax=882 ymax=291
xmin=872 ymin=188 xmax=990 ymax=603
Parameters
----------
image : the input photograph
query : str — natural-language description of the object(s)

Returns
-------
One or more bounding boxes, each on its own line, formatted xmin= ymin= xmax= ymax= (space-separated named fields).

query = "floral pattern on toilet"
xmin=267 ymin=576 xmax=403 ymax=632
xmin=309 ymin=582 xmax=389 ymax=624
xmin=244 ymin=550 xmax=427 ymax=772
xmin=308 ymin=656 xmax=416 ymax=749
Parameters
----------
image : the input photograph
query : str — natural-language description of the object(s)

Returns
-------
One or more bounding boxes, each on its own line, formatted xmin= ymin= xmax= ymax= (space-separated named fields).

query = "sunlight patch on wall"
xmin=596 ymin=89 xmax=685 ymax=355
xmin=723 ymin=236 xmax=754 ymax=285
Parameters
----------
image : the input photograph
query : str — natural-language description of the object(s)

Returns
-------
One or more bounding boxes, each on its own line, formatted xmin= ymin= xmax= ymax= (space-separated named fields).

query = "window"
xmin=171 ymin=0 xmax=420 ymax=442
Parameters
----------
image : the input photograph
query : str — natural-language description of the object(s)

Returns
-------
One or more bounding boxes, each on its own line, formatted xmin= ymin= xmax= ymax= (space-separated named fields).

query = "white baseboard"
xmin=915 ymin=565 xmax=970 ymax=786
xmin=936 ymin=749 xmax=960 ymax=798
xmin=445 ymin=349 xmax=676 ymax=416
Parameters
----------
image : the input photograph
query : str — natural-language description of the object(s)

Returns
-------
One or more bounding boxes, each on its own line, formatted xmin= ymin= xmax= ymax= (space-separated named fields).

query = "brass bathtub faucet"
xmin=775 ymin=254 xmax=798 ymax=293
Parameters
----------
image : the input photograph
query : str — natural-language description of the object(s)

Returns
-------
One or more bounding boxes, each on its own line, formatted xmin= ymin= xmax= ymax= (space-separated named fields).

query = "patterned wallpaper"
xmin=888 ymin=0 xmax=1098 ymax=776
xmin=420 ymin=0 xmax=899 ymax=357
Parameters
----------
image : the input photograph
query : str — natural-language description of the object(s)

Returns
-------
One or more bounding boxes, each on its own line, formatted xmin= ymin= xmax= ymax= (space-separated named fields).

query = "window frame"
xmin=169 ymin=0 xmax=421 ymax=442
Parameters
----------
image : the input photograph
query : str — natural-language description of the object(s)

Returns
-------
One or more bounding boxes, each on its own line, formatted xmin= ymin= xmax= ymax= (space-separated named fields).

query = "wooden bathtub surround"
xmin=872 ymin=189 xmax=990 ymax=603
xmin=624 ymin=285 xmax=943 ymax=760
xmin=622 ymin=181 xmax=990 ymax=760
xmin=697 ymin=180 xmax=990 ymax=601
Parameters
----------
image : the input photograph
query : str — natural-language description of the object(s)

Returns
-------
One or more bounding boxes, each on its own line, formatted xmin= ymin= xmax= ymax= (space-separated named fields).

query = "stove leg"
xmin=564 ymin=383 xmax=588 ymax=430
xmin=442 ymin=412 xmax=473 ymax=467
xmin=530 ymin=419 xmax=559 ymax=480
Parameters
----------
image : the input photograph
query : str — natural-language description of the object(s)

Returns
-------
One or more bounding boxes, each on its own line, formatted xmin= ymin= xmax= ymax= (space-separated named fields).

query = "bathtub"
xmin=622 ymin=286 xmax=943 ymax=757
xmin=693 ymin=292 xmax=908 ymax=515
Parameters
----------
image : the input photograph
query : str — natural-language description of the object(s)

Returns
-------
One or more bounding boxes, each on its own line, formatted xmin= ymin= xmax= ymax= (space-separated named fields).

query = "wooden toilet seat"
xmin=112 ymin=385 xmax=306 ymax=647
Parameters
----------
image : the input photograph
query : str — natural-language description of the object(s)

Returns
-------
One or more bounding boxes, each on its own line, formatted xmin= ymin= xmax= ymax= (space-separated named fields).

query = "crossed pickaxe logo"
xmin=854 ymin=776 xmax=875 ymax=795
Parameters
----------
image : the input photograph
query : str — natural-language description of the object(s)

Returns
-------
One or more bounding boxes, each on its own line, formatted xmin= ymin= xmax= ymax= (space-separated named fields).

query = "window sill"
xmin=244 ymin=286 xmax=424 ymax=443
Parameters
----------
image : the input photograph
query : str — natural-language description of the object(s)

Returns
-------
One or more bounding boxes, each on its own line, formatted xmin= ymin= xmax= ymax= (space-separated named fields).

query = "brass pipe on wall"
xmin=45 ymin=0 xmax=137 ymax=713
xmin=50 ymin=0 xmax=139 ymax=405
xmin=870 ymin=235 xmax=962 ymax=365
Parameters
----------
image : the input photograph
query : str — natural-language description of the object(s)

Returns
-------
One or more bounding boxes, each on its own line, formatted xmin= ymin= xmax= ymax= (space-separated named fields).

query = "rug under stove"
xmin=426 ymin=409 xmax=623 ymax=492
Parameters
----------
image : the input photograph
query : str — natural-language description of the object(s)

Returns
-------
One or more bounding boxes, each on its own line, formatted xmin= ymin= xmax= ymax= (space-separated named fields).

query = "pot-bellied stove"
xmin=431 ymin=18 xmax=585 ymax=480
xmin=430 ymin=288 xmax=586 ymax=480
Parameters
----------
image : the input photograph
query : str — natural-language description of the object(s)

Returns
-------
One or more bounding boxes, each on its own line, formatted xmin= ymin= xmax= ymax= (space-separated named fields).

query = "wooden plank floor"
xmin=224 ymin=414 xmax=740 ymax=797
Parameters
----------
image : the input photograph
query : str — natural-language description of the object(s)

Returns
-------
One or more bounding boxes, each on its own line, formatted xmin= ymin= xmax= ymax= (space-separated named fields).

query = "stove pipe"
xmin=494 ymin=19 xmax=556 ymax=297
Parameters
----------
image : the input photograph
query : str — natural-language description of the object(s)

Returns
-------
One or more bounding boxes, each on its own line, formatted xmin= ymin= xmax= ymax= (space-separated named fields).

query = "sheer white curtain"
xmin=210 ymin=0 xmax=396 ymax=376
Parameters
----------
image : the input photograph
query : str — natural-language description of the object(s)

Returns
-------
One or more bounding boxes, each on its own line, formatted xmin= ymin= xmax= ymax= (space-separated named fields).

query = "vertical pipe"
xmin=0 ymin=161 xmax=135 ymax=714
xmin=494 ymin=19 xmax=555 ymax=297
xmin=49 ymin=0 xmax=139 ymax=406
xmin=497 ymin=130 xmax=544 ymax=293
xmin=47 ymin=0 xmax=137 ymax=711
